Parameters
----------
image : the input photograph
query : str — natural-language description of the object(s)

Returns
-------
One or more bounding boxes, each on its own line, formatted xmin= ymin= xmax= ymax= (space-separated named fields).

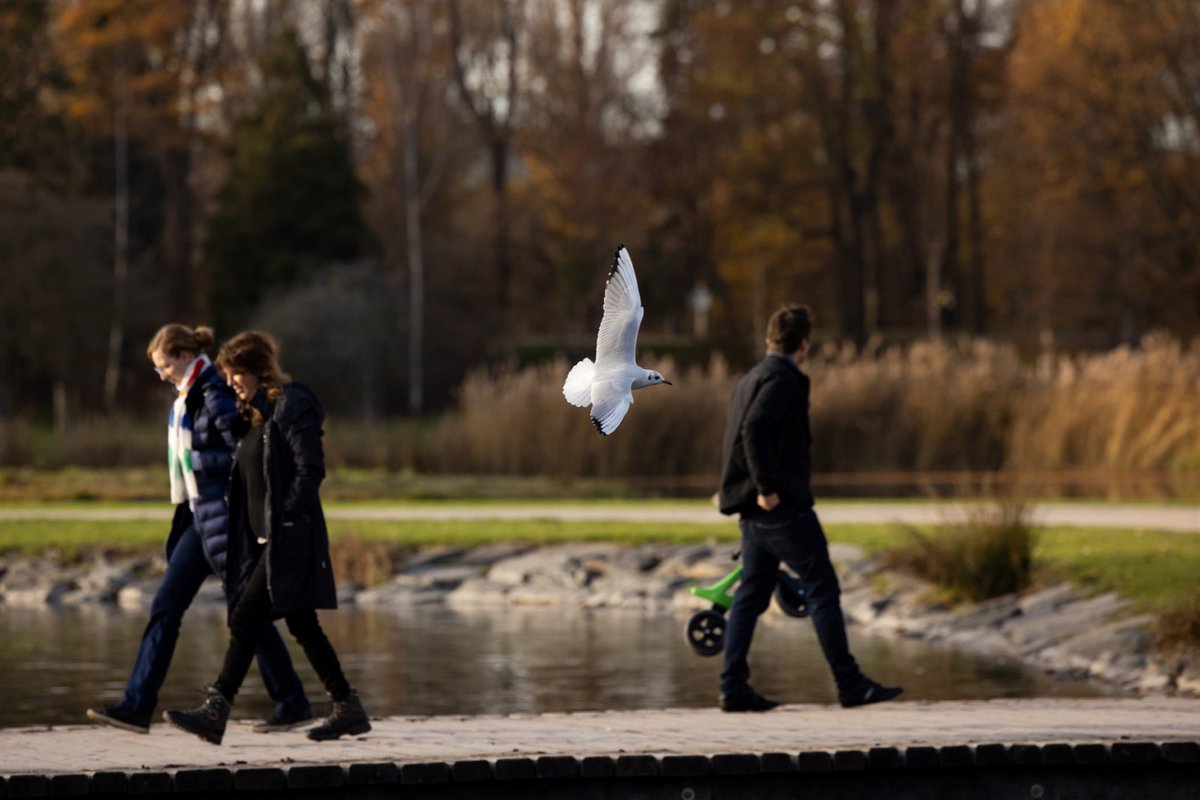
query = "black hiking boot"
xmin=306 ymin=690 xmax=371 ymax=741
xmin=249 ymin=702 xmax=313 ymax=733
xmin=163 ymin=687 xmax=232 ymax=745
xmin=719 ymin=687 xmax=780 ymax=713
xmin=838 ymin=678 xmax=903 ymax=708
xmin=86 ymin=704 xmax=151 ymax=734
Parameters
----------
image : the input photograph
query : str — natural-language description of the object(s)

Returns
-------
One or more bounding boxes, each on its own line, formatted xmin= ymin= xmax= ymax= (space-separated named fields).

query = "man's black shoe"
xmin=163 ymin=687 xmax=232 ymax=745
xmin=838 ymin=679 xmax=903 ymax=708
xmin=249 ymin=703 xmax=313 ymax=733
xmin=719 ymin=688 xmax=780 ymax=713
xmin=307 ymin=690 xmax=371 ymax=741
xmin=86 ymin=705 xmax=150 ymax=734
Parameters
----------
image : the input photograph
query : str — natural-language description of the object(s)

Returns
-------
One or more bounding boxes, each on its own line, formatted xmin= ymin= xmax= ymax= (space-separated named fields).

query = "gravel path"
xmin=2 ymin=502 xmax=1199 ymax=532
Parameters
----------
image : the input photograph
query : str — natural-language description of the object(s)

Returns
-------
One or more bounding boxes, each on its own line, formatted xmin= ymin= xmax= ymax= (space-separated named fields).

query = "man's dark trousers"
xmin=720 ymin=506 xmax=861 ymax=696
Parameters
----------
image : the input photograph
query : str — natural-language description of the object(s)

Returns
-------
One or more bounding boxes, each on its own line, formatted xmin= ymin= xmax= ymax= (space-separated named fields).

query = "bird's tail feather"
xmin=563 ymin=358 xmax=595 ymax=407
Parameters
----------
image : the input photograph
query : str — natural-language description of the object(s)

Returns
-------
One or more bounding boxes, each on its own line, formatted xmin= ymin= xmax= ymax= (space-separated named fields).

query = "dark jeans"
xmin=215 ymin=546 xmax=351 ymax=704
xmin=720 ymin=505 xmax=862 ymax=696
xmin=118 ymin=523 xmax=308 ymax=721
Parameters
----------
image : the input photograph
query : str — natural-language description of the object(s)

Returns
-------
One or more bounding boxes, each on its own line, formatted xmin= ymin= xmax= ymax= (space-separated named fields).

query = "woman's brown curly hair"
xmin=216 ymin=330 xmax=291 ymax=425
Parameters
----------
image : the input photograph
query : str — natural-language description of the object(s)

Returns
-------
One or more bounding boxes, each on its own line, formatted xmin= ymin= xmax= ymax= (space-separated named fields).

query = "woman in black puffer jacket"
xmin=87 ymin=324 xmax=309 ymax=735
xmin=164 ymin=330 xmax=370 ymax=746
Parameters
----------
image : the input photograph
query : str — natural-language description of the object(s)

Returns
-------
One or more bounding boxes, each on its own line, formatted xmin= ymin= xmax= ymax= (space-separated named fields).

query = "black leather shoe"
xmin=86 ymin=705 xmax=150 ymax=734
xmin=307 ymin=690 xmax=371 ymax=741
xmin=839 ymin=679 xmax=903 ymax=708
xmin=249 ymin=703 xmax=313 ymax=733
xmin=719 ymin=688 xmax=780 ymax=712
xmin=163 ymin=687 xmax=232 ymax=745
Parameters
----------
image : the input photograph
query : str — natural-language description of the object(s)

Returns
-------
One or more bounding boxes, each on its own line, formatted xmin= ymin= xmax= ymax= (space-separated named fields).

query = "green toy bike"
xmin=684 ymin=558 xmax=809 ymax=656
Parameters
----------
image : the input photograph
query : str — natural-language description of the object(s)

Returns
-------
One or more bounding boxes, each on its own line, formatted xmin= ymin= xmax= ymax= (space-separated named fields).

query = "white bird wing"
xmin=589 ymin=378 xmax=633 ymax=435
xmin=594 ymin=246 xmax=644 ymax=371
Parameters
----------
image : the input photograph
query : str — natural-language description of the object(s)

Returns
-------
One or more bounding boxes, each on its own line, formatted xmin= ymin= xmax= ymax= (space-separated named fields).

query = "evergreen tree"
xmin=206 ymin=29 xmax=368 ymax=332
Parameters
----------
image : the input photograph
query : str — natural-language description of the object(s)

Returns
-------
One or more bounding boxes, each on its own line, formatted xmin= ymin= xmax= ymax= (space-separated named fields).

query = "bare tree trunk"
xmin=962 ymin=2 xmax=987 ymax=334
xmin=103 ymin=54 xmax=129 ymax=413
xmin=405 ymin=119 xmax=424 ymax=414
xmin=447 ymin=0 xmax=521 ymax=343
xmin=926 ymin=239 xmax=944 ymax=339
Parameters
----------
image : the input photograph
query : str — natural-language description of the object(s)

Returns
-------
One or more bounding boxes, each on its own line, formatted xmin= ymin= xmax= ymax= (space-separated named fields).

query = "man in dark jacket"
xmin=717 ymin=305 xmax=902 ymax=712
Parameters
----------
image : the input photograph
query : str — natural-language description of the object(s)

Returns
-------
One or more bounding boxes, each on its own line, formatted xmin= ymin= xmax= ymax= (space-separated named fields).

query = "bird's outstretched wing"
xmin=594 ymin=246 xmax=643 ymax=372
xmin=590 ymin=379 xmax=633 ymax=436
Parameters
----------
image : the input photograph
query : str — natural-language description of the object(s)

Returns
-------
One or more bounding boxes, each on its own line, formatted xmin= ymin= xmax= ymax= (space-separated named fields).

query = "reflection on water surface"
xmin=0 ymin=603 xmax=1106 ymax=728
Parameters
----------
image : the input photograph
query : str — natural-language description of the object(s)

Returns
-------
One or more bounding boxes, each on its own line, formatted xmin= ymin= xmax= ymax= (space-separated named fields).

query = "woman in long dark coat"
xmin=164 ymin=331 xmax=369 ymax=745
xmin=87 ymin=324 xmax=309 ymax=735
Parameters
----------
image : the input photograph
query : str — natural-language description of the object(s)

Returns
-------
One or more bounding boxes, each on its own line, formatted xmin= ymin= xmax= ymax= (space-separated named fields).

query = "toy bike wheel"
xmin=685 ymin=609 xmax=727 ymax=656
xmin=774 ymin=580 xmax=810 ymax=619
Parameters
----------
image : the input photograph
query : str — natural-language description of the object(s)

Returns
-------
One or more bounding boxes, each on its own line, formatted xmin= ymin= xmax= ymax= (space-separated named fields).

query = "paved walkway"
xmin=2 ymin=698 xmax=1197 ymax=776
xmin=3 ymin=502 xmax=1200 ymax=532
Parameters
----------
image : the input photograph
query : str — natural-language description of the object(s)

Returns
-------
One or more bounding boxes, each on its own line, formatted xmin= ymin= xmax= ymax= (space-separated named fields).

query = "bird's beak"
xmin=663 ymin=380 xmax=673 ymax=385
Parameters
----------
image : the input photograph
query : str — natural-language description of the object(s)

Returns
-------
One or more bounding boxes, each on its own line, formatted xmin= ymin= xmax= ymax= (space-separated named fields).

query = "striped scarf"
xmin=167 ymin=354 xmax=210 ymax=507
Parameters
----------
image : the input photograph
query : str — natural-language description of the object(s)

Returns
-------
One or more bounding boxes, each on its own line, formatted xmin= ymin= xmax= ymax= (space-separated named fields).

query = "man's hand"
xmin=756 ymin=492 xmax=780 ymax=512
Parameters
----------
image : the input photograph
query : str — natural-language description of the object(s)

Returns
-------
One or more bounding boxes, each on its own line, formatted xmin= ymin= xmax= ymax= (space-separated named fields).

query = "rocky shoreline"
xmin=1 ymin=541 xmax=1195 ymax=698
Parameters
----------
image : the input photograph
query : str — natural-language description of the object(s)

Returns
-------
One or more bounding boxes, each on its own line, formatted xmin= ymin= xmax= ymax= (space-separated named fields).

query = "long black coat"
xmin=166 ymin=364 xmax=238 ymax=574
xmin=717 ymin=353 xmax=815 ymax=516
xmin=226 ymin=382 xmax=338 ymax=617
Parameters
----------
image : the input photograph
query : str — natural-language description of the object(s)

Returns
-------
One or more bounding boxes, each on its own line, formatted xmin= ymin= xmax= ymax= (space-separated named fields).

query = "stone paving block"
xmin=580 ymin=756 xmax=615 ymax=778
xmin=47 ymin=774 xmax=87 ymax=796
xmin=938 ymin=745 xmax=974 ymax=767
xmin=347 ymin=762 xmax=398 ymax=785
xmin=1110 ymin=742 xmax=1160 ymax=764
xmin=711 ymin=754 xmax=759 ymax=775
xmin=535 ymin=756 xmax=580 ymax=779
xmin=833 ymin=750 xmax=867 ymax=771
xmin=127 ymin=772 xmax=171 ymax=794
xmin=1010 ymin=744 xmax=1043 ymax=765
xmin=232 ymin=767 xmax=286 ymax=791
xmin=172 ymin=768 xmax=231 ymax=793
xmin=452 ymin=759 xmax=492 ymax=782
xmin=5 ymin=774 xmax=46 ymax=798
xmin=974 ymin=743 xmax=1009 ymax=766
xmin=760 ymin=752 xmax=793 ymax=773
xmin=660 ymin=755 xmax=708 ymax=777
xmin=1161 ymin=742 xmax=1200 ymax=763
xmin=287 ymin=765 xmax=345 ymax=790
xmin=796 ymin=751 xmax=833 ymax=772
xmin=867 ymin=747 xmax=903 ymax=769
xmin=615 ymin=754 xmax=657 ymax=777
xmin=400 ymin=761 xmax=451 ymax=784
xmin=904 ymin=746 xmax=939 ymax=768
xmin=88 ymin=771 xmax=129 ymax=794
xmin=1041 ymin=743 xmax=1074 ymax=764
xmin=1073 ymin=743 xmax=1110 ymax=765
xmin=495 ymin=757 xmax=537 ymax=781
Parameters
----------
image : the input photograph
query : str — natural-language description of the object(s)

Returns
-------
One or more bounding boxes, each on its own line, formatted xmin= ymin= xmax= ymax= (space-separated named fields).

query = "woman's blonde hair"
xmin=216 ymin=330 xmax=290 ymax=424
xmin=146 ymin=324 xmax=214 ymax=359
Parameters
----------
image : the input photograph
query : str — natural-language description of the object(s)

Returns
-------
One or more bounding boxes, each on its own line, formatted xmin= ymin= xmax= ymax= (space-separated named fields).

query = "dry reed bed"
xmin=437 ymin=336 xmax=1200 ymax=477
xmin=4 ymin=336 xmax=1200 ymax=477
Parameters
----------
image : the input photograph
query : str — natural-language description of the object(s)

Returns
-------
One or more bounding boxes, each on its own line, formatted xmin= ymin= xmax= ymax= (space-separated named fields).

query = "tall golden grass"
xmin=5 ymin=335 xmax=1200 ymax=480
xmin=434 ymin=335 xmax=1200 ymax=479
xmin=432 ymin=356 xmax=730 ymax=478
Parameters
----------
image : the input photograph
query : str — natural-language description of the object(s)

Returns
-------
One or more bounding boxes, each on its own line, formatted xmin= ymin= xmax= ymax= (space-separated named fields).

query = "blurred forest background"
xmin=2 ymin=0 xmax=1200 ymax=488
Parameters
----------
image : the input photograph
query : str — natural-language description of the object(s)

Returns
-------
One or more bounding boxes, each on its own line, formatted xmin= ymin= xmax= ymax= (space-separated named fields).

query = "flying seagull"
xmin=563 ymin=245 xmax=671 ymax=435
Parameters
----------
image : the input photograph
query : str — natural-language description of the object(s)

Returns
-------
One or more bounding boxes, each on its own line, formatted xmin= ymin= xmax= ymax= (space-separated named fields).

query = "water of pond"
xmin=0 ymin=602 xmax=1108 ymax=728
